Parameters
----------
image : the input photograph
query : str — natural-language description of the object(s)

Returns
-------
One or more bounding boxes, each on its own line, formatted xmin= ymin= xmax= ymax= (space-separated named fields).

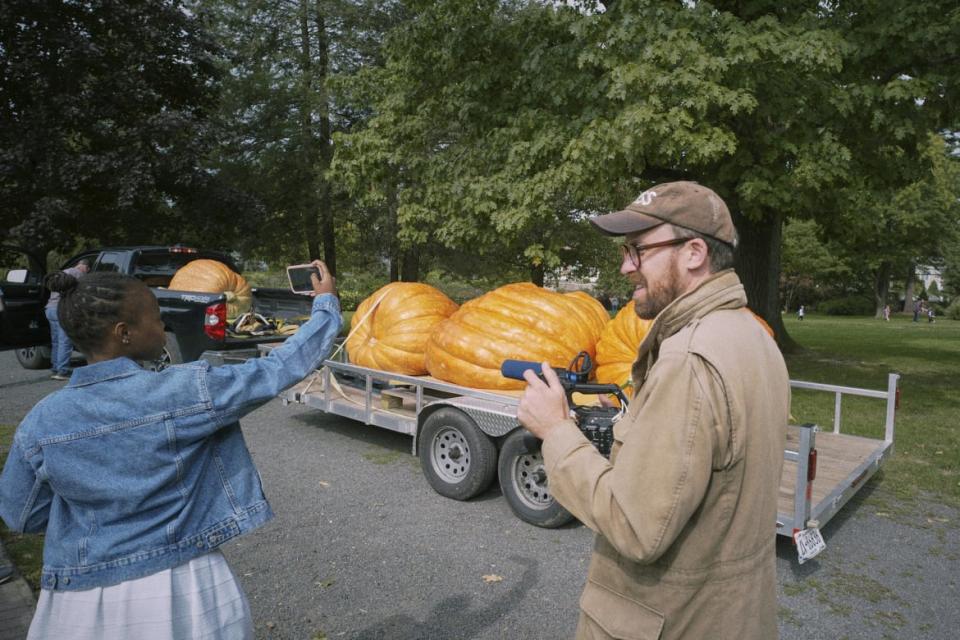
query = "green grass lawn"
xmin=782 ymin=313 xmax=959 ymax=505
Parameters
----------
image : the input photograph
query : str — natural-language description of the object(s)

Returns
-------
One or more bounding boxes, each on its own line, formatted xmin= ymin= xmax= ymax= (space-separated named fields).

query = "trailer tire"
xmin=16 ymin=345 xmax=51 ymax=370
xmin=498 ymin=428 xmax=574 ymax=528
xmin=149 ymin=333 xmax=183 ymax=371
xmin=418 ymin=408 xmax=497 ymax=501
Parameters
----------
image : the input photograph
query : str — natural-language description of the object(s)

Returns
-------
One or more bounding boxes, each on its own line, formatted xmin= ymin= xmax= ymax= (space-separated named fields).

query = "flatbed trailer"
xmin=263 ymin=344 xmax=899 ymax=544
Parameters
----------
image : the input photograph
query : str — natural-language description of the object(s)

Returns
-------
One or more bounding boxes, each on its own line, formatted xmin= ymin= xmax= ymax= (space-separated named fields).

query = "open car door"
xmin=0 ymin=245 xmax=48 ymax=350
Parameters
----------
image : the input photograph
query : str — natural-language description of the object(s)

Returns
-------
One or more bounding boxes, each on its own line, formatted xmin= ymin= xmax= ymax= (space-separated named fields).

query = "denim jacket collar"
xmin=68 ymin=357 xmax=144 ymax=388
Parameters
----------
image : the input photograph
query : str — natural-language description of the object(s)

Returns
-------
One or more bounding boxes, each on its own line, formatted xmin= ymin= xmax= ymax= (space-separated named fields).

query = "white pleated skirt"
xmin=27 ymin=550 xmax=253 ymax=640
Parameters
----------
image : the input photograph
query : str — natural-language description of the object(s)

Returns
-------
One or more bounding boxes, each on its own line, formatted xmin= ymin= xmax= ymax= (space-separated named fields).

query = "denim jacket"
xmin=0 ymin=293 xmax=341 ymax=591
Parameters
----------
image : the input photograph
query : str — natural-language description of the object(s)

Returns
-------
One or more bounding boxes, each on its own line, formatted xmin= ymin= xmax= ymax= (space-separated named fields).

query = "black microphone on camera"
xmin=501 ymin=351 xmax=628 ymax=457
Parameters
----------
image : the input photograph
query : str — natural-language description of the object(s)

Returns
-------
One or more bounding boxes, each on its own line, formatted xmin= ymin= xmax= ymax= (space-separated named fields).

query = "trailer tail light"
xmin=204 ymin=302 xmax=227 ymax=341
xmin=802 ymin=447 xmax=817 ymax=505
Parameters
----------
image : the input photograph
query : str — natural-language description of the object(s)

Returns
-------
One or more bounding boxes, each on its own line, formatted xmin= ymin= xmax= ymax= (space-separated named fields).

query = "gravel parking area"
xmin=1 ymin=351 xmax=957 ymax=639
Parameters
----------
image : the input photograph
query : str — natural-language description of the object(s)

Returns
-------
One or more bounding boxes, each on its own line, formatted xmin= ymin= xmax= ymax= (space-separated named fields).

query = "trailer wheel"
xmin=418 ymin=408 xmax=497 ymax=501
xmin=498 ymin=429 xmax=574 ymax=528
xmin=149 ymin=333 xmax=183 ymax=371
xmin=16 ymin=345 xmax=51 ymax=370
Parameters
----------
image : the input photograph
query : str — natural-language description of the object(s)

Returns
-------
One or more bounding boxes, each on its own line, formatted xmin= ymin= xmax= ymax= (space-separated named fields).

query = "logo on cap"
xmin=633 ymin=190 xmax=658 ymax=207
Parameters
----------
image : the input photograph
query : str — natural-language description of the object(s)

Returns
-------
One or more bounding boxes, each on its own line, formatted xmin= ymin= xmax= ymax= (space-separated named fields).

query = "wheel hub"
xmin=430 ymin=426 xmax=471 ymax=483
xmin=512 ymin=451 xmax=552 ymax=508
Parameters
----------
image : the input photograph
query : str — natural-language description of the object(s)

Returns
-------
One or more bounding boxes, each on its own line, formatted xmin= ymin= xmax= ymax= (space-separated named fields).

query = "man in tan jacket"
xmin=518 ymin=181 xmax=790 ymax=640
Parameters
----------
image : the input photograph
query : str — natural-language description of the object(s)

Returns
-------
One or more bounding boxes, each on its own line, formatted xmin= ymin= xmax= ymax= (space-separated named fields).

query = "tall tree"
xmin=780 ymin=219 xmax=854 ymax=312
xmin=205 ymin=0 xmax=406 ymax=273
xmin=335 ymin=0 xmax=960 ymax=347
xmin=825 ymin=136 xmax=960 ymax=318
xmin=0 ymin=0 xmax=226 ymax=255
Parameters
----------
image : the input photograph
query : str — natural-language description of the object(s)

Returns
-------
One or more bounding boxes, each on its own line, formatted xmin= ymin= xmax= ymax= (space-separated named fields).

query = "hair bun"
xmin=45 ymin=272 xmax=80 ymax=294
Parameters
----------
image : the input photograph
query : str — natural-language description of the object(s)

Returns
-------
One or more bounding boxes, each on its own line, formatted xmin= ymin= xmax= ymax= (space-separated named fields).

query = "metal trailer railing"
xmin=267 ymin=344 xmax=898 ymax=538
xmin=777 ymin=374 xmax=899 ymax=540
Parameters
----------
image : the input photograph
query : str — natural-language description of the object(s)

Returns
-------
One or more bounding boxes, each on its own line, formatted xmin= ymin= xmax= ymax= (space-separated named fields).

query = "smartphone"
xmin=286 ymin=264 xmax=321 ymax=294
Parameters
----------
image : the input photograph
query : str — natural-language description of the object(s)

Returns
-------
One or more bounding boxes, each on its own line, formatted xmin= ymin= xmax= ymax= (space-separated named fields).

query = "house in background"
xmin=917 ymin=265 xmax=945 ymax=302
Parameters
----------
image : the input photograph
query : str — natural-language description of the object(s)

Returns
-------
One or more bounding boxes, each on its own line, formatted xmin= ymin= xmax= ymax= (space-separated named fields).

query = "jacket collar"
xmin=68 ymin=357 xmax=145 ymax=387
xmin=632 ymin=269 xmax=747 ymax=389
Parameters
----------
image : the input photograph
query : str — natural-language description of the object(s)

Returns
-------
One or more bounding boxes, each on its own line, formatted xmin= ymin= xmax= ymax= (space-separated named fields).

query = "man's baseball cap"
xmin=590 ymin=181 xmax=737 ymax=246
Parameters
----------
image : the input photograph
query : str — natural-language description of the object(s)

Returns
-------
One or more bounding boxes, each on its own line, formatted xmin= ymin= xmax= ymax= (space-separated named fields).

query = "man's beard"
xmin=634 ymin=256 xmax=683 ymax=320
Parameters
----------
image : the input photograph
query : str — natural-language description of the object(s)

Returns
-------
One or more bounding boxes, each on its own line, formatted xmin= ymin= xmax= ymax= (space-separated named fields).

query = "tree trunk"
xmin=387 ymin=185 xmax=400 ymax=282
xmin=531 ymin=263 xmax=545 ymax=287
xmin=298 ymin=0 xmax=322 ymax=260
xmin=315 ymin=3 xmax=335 ymax=275
xmin=732 ymin=209 xmax=799 ymax=352
xmin=400 ymin=250 xmax=419 ymax=282
xmin=874 ymin=260 xmax=892 ymax=319
xmin=320 ymin=183 xmax=336 ymax=275
xmin=903 ymin=262 xmax=916 ymax=314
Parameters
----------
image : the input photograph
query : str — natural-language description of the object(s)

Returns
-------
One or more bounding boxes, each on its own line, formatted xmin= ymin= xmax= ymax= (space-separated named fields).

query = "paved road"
xmin=1 ymin=350 xmax=957 ymax=639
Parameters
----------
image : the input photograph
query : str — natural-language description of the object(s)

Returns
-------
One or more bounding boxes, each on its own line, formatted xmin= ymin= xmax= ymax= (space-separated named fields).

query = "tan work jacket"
xmin=543 ymin=270 xmax=790 ymax=640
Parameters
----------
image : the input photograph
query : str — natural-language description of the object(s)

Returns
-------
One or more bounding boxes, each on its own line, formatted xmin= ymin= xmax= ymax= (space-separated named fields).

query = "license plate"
xmin=794 ymin=527 xmax=826 ymax=564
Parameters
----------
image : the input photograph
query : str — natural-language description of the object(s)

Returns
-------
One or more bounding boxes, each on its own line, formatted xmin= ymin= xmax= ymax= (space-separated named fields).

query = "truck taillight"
xmin=204 ymin=302 xmax=226 ymax=341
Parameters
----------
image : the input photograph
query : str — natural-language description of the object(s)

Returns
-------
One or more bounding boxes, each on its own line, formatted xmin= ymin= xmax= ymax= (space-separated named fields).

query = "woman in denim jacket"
xmin=0 ymin=260 xmax=341 ymax=639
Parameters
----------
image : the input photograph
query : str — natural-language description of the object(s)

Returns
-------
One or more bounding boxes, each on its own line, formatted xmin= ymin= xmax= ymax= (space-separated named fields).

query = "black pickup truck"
xmin=0 ymin=244 xmax=312 ymax=370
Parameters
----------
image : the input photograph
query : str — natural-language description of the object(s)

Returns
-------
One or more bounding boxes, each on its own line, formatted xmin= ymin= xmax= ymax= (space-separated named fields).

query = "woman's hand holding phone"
xmin=308 ymin=260 xmax=336 ymax=297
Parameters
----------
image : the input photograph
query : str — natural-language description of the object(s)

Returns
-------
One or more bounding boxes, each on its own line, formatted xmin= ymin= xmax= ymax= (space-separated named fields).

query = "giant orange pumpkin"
xmin=168 ymin=259 xmax=252 ymax=318
xmin=425 ymin=283 xmax=608 ymax=390
xmin=751 ymin=311 xmax=775 ymax=338
xmin=347 ymin=282 xmax=459 ymax=375
xmin=594 ymin=301 xmax=654 ymax=398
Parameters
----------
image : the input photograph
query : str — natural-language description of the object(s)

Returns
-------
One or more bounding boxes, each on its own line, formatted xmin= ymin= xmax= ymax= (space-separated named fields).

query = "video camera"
xmin=500 ymin=351 xmax=628 ymax=458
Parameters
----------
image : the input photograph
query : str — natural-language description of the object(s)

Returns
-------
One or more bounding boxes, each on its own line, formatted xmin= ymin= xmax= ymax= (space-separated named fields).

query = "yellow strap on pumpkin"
xmin=300 ymin=288 xmax=413 ymax=418
xmin=327 ymin=288 xmax=392 ymax=362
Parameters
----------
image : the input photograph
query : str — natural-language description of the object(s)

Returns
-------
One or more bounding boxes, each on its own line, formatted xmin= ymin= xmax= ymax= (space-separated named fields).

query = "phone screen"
xmin=287 ymin=265 xmax=321 ymax=294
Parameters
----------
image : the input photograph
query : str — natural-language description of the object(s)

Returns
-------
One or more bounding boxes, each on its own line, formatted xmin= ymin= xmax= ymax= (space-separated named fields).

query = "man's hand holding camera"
xmin=516 ymin=362 xmax=570 ymax=440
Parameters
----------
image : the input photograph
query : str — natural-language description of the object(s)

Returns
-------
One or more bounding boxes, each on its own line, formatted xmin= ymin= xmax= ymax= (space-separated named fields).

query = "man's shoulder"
xmin=665 ymin=308 xmax=772 ymax=364
xmin=671 ymin=307 xmax=754 ymax=341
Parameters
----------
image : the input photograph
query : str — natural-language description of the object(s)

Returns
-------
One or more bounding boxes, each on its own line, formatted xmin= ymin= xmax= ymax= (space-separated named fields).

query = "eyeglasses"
xmin=619 ymin=237 xmax=689 ymax=268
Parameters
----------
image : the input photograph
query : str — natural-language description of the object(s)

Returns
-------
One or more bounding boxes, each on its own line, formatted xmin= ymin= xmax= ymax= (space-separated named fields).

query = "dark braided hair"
xmin=45 ymin=271 xmax=144 ymax=353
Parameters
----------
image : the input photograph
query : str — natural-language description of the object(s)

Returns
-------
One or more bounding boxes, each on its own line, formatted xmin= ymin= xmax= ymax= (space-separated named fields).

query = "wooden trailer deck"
xmin=778 ymin=427 xmax=893 ymax=533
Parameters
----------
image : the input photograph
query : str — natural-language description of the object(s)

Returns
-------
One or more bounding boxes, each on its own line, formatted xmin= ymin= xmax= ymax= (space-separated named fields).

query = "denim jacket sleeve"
xmin=205 ymin=293 xmax=342 ymax=427
xmin=0 ymin=431 xmax=53 ymax=533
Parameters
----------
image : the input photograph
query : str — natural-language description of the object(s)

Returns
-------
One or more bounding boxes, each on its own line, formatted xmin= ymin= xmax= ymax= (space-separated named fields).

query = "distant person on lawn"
xmin=1 ymin=261 xmax=340 ymax=640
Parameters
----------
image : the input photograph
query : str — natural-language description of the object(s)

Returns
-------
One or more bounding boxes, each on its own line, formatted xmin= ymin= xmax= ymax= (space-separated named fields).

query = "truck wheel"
xmin=16 ymin=346 xmax=51 ymax=370
xmin=418 ymin=408 xmax=497 ymax=501
xmin=150 ymin=333 xmax=183 ymax=371
xmin=498 ymin=428 xmax=575 ymax=528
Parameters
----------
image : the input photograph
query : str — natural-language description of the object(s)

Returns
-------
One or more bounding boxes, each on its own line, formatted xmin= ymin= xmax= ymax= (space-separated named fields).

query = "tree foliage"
xmin=203 ymin=0 xmax=408 ymax=274
xmin=0 ymin=0 xmax=230 ymax=255
xmin=780 ymin=218 xmax=854 ymax=311
xmin=333 ymin=0 xmax=959 ymax=341
xmin=3 ymin=1 xmax=958 ymax=333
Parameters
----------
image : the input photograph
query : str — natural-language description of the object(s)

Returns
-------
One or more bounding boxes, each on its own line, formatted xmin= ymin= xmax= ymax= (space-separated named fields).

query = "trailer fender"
xmin=414 ymin=396 xmax=520 ymax=452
